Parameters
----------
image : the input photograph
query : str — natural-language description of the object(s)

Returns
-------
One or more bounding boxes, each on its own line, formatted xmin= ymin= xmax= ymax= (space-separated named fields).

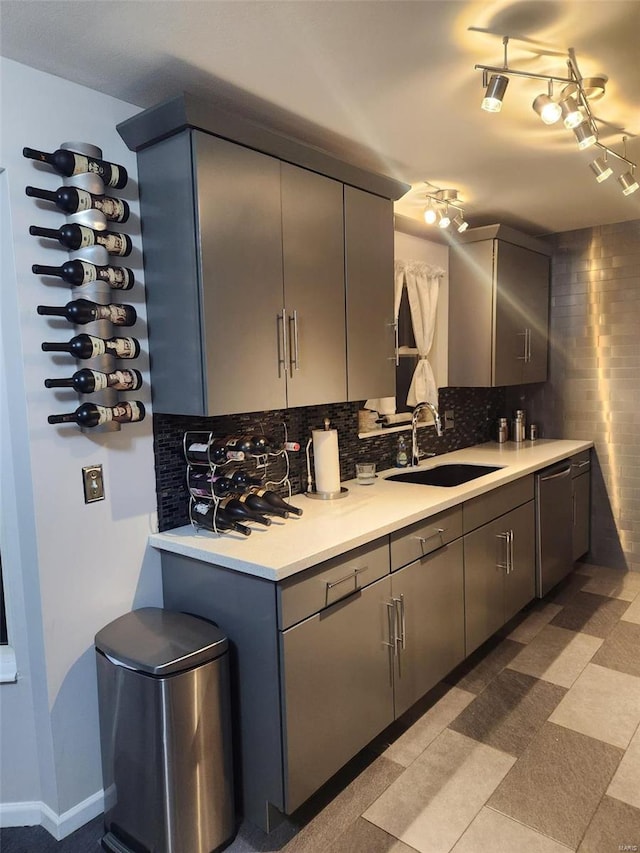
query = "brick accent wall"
xmin=507 ymin=219 xmax=640 ymax=571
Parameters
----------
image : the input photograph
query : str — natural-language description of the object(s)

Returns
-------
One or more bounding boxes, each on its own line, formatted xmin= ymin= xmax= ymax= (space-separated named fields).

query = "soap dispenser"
xmin=396 ymin=435 xmax=408 ymax=468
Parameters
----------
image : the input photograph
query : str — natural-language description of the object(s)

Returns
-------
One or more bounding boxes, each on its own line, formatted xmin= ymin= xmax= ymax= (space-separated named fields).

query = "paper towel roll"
xmin=312 ymin=429 xmax=341 ymax=495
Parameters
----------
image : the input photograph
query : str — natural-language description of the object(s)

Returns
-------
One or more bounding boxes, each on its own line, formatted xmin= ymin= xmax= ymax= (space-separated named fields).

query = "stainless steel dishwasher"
xmin=535 ymin=460 xmax=573 ymax=597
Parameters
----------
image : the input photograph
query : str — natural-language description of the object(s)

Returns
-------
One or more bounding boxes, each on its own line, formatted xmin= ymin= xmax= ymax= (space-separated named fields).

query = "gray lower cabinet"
xmin=463 ymin=480 xmax=535 ymax=655
xmin=160 ymin=483 xmax=536 ymax=831
xmin=572 ymin=451 xmax=591 ymax=560
xmin=391 ymin=539 xmax=465 ymax=718
xmin=280 ymin=575 xmax=394 ymax=812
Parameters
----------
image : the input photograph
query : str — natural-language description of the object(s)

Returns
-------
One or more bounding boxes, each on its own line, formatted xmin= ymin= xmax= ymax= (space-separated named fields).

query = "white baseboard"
xmin=0 ymin=789 xmax=104 ymax=840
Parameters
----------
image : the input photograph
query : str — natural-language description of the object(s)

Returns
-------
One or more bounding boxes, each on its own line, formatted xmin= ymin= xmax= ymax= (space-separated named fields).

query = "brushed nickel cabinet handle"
xmin=497 ymin=531 xmax=510 ymax=573
xmin=415 ymin=528 xmax=446 ymax=544
xmin=277 ymin=310 xmax=288 ymax=376
xmin=290 ymin=309 xmax=300 ymax=371
xmin=326 ymin=566 xmax=367 ymax=592
xmin=384 ymin=601 xmax=397 ymax=655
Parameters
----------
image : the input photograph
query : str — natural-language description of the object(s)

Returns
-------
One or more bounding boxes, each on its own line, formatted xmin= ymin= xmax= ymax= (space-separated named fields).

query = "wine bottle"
xmin=42 ymin=333 xmax=140 ymax=360
xmin=190 ymin=501 xmax=251 ymax=537
xmin=23 ymin=147 xmax=128 ymax=189
xmin=185 ymin=439 xmax=245 ymax=466
xmin=218 ymin=496 xmax=271 ymax=527
xmin=25 ymin=185 xmax=130 ymax=223
xmin=248 ymin=487 xmax=303 ymax=517
xmin=45 ymin=368 xmax=143 ymax=393
xmin=48 ymin=400 xmax=145 ymax=427
xmin=38 ymin=299 xmax=137 ymax=326
xmin=242 ymin=491 xmax=289 ymax=519
xmin=32 ymin=259 xmax=134 ymax=289
xmin=229 ymin=470 xmax=263 ymax=489
xmin=224 ymin=434 xmax=271 ymax=456
xmin=30 ymin=223 xmax=132 ymax=257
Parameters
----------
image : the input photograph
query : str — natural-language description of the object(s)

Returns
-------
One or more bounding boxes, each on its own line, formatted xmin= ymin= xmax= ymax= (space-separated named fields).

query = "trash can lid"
xmin=95 ymin=607 xmax=228 ymax=675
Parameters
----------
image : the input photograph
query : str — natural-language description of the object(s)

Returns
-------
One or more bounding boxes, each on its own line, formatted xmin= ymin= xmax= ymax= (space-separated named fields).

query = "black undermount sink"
xmin=386 ymin=464 xmax=503 ymax=487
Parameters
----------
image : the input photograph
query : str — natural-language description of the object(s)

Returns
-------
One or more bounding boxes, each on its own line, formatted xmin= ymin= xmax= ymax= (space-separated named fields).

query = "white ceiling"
xmin=2 ymin=0 xmax=639 ymax=236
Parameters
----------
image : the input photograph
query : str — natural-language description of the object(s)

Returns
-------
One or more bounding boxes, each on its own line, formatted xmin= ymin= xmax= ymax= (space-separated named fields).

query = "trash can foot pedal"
xmin=101 ymin=831 xmax=134 ymax=853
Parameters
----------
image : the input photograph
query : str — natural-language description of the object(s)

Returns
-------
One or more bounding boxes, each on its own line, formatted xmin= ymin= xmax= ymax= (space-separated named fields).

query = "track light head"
xmin=618 ymin=170 xmax=639 ymax=196
xmin=560 ymin=94 xmax=583 ymax=129
xmin=438 ymin=208 xmax=451 ymax=229
xmin=573 ymin=122 xmax=597 ymax=150
xmin=532 ymin=94 xmax=562 ymax=125
xmin=452 ymin=214 xmax=469 ymax=233
xmin=482 ymin=74 xmax=509 ymax=113
xmin=423 ymin=201 xmax=437 ymax=224
xmin=589 ymin=156 xmax=613 ymax=183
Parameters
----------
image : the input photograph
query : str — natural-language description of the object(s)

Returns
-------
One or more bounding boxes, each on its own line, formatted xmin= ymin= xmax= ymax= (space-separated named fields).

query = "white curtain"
xmin=364 ymin=260 xmax=407 ymax=415
xmin=404 ymin=261 xmax=443 ymax=407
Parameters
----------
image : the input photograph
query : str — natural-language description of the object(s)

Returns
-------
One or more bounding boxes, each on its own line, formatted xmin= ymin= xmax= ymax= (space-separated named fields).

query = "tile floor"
xmin=3 ymin=563 xmax=640 ymax=853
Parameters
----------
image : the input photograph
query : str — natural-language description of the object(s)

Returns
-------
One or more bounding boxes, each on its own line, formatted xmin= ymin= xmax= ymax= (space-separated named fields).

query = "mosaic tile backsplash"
xmin=154 ymin=386 xmax=506 ymax=531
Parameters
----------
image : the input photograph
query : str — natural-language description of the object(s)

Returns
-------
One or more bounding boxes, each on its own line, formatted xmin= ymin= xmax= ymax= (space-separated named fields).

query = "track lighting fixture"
xmin=618 ymin=169 xmax=639 ymax=196
xmin=532 ymin=93 xmax=562 ymax=125
xmin=438 ymin=207 xmax=451 ymax=228
xmin=475 ymin=35 xmax=638 ymax=198
xmin=453 ymin=214 xmax=469 ymax=233
xmin=423 ymin=200 xmax=437 ymax=224
xmin=589 ymin=155 xmax=612 ymax=183
xmin=421 ymin=185 xmax=469 ymax=233
xmin=573 ymin=122 xmax=597 ymax=150
xmin=560 ymin=94 xmax=583 ymax=129
xmin=482 ymin=74 xmax=509 ymax=113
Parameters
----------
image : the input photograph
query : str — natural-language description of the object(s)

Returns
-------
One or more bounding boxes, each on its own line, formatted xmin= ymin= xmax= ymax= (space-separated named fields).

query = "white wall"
xmin=394 ymin=230 xmax=449 ymax=390
xmin=0 ymin=58 xmax=162 ymax=838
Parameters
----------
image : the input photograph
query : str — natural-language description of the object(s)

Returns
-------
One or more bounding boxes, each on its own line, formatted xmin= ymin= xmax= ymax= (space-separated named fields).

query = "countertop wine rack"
xmin=184 ymin=429 xmax=296 ymax=536
xmin=27 ymin=140 xmax=141 ymax=432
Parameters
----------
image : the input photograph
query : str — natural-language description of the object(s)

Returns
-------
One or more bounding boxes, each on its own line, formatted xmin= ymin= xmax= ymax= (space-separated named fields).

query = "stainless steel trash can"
xmin=95 ymin=607 xmax=235 ymax=853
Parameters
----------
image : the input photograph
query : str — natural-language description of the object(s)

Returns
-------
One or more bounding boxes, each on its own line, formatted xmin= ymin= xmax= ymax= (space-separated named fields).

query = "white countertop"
xmin=150 ymin=439 xmax=592 ymax=581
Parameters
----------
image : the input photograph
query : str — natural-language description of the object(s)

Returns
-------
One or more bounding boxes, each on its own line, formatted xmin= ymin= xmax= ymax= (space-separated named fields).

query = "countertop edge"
xmin=150 ymin=439 xmax=593 ymax=581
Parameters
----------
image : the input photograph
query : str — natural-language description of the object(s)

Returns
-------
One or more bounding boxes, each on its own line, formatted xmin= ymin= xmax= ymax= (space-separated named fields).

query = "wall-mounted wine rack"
xmin=183 ymin=428 xmax=302 ymax=537
xmin=25 ymin=140 xmax=144 ymax=432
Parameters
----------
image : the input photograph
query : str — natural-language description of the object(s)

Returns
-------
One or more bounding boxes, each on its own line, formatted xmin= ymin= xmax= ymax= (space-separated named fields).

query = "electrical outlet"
xmin=444 ymin=410 xmax=455 ymax=431
xmin=82 ymin=464 xmax=105 ymax=503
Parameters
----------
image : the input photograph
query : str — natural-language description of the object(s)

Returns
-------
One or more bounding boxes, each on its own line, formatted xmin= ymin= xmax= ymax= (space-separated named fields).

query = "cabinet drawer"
xmin=390 ymin=506 xmax=462 ymax=571
xmin=277 ymin=537 xmax=390 ymax=629
xmin=571 ymin=450 xmax=591 ymax=477
xmin=463 ymin=475 xmax=533 ymax=534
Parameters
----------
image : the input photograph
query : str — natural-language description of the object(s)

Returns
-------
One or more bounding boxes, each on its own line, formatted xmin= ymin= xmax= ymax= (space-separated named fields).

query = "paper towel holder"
xmin=304 ymin=425 xmax=349 ymax=500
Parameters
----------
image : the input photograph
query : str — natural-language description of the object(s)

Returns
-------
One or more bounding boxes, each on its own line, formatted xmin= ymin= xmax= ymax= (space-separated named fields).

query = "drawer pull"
xmin=325 ymin=566 xmax=368 ymax=605
xmin=326 ymin=566 xmax=367 ymax=591
xmin=571 ymin=460 xmax=589 ymax=469
xmin=415 ymin=528 xmax=446 ymax=550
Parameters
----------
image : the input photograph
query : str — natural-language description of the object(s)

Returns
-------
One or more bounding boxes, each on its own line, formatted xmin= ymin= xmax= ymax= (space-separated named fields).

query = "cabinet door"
xmin=281 ymin=164 xmax=347 ymax=407
xmin=344 ymin=186 xmax=396 ymax=401
xmin=493 ymin=240 xmax=530 ymax=386
xmin=392 ymin=540 xmax=465 ymax=718
xmin=503 ymin=501 xmax=535 ymax=623
xmin=522 ymin=252 xmax=550 ymax=383
xmin=494 ymin=241 xmax=550 ymax=386
xmin=572 ymin=472 xmax=591 ymax=560
xmin=464 ymin=513 xmax=513 ymax=655
xmin=280 ymin=575 xmax=394 ymax=813
xmin=193 ymin=132 xmax=287 ymax=415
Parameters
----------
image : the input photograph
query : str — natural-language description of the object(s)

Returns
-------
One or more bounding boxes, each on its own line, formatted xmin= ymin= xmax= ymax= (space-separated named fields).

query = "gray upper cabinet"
xmin=136 ymin=128 xmax=395 ymax=415
xmin=281 ymin=163 xmax=347 ymax=408
xmin=344 ymin=187 xmax=396 ymax=401
xmin=448 ymin=227 xmax=550 ymax=387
